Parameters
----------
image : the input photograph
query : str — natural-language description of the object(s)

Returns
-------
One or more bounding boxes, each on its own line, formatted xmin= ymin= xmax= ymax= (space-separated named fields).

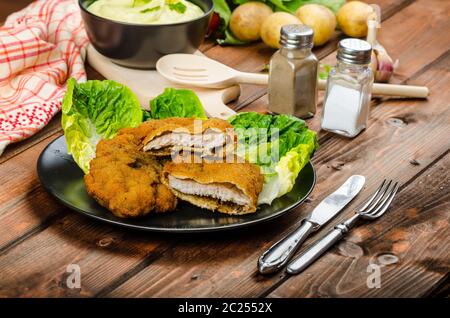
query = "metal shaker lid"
xmin=280 ymin=24 xmax=314 ymax=49
xmin=337 ymin=38 xmax=372 ymax=64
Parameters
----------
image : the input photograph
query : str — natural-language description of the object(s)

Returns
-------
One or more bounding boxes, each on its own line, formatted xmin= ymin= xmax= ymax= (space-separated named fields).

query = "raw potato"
xmin=230 ymin=2 xmax=273 ymax=42
xmin=295 ymin=4 xmax=336 ymax=46
xmin=337 ymin=1 xmax=376 ymax=38
xmin=260 ymin=12 xmax=302 ymax=49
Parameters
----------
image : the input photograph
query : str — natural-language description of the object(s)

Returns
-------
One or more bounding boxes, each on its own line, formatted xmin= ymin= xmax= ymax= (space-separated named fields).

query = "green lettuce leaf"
xmin=168 ymin=2 xmax=187 ymax=14
xmin=235 ymin=0 xmax=344 ymax=13
xmin=229 ymin=112 xmax=318 ymax=205
xmin=61 ymin=78 xmax=143 ymax=174
xmin=257 ymin=132 xmax=317 ymax=204
xmin=217 ymin=29 xmax=251 ymax=46
xmin=319 ymin=63 xmax=333 ymax=79
xmin=267 ymin=0 xmax=345 ymax=13
xmin=149 ymin=88 xmax=207 ymax=119
xmin=212 ymin=0 xmax=232 ymax=33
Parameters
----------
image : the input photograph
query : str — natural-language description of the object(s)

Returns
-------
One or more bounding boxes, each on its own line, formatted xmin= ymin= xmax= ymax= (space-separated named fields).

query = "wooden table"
xmin=0 ymin=0 xmax=449 ymax=298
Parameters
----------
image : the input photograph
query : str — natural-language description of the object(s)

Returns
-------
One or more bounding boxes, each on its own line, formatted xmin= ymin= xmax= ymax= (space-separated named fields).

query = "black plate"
xmin=37 ymin=136 xmax=316 ymax=233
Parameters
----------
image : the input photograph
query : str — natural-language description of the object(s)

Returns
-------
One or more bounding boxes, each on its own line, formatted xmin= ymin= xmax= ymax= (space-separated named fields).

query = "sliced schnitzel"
xmin=161 ymin=156 xmax=264 ymax=215
xmin=140 ymin=117 xmax=234 ymax=157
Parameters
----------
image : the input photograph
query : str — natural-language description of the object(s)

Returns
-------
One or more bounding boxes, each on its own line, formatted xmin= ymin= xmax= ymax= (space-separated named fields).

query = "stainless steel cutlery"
xmin=258 ymin=177 xmax=399 ymax=275
xmin=286 ymin=179 xmax=399 ymax=275
xmin=258 ymin=175 xmax=366 ymax=274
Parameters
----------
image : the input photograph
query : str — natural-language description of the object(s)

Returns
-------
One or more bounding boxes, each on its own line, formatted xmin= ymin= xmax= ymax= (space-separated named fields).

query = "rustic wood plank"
xmin=104 ymin=51 xmax=450 ymax=297
xmin=103 ymin=28 xmax=450 ymax=296
xmin=0 ymin=0 xmax=34 ymax=24
xmin=0 ymin=133 xmax=64 ymax=250
xmin=0 ymin=0 xmax=448 ymax=298
xmin=268 ymin=153 xmax=450 ymax=298
xmin=0 ymin=212 xmax=175 ymax=297
xmin=427 ymin=275 xmax=450 ymax=298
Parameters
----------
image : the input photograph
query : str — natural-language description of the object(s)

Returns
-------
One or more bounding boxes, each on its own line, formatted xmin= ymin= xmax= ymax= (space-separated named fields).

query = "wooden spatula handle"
xmin=317 ymin=79 xmax=429 ymax=98
xmin=232 ymin=74 xmax=428 ymax=98
xmin=371 ymin=83 xmax=429 ymax=98
xmin=198 ymin=85 xmax=239 ymax=119
xmin=235 ymin=72 xmax=269 ymax=85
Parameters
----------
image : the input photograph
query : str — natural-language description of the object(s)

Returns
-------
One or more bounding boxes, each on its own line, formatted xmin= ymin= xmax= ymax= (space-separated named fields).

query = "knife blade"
xmin=258 ymin=175 xmax=365 ymax=274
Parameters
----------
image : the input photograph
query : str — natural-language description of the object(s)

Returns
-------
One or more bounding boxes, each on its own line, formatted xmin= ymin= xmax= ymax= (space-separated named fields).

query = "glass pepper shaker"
xmin=321 ymin=38 xmax=374 ymax=137
xmin=268 ymin=24 xmax=318 ymax=119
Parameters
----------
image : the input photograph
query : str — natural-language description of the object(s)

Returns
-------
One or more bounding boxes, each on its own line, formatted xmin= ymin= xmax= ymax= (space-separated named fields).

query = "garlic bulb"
xmin=366 ymin=12 xmax=397 ymax=83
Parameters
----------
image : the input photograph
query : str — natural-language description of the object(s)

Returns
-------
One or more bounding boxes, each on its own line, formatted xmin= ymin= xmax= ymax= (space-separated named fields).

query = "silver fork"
xmin=286 ymin=179 xmax=400 ymax=275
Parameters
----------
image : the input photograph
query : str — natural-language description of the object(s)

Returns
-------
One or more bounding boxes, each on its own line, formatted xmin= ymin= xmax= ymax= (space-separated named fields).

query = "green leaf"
xmin=140 ymin=5 xmax=161 ymax=13
xmin=319 ymin=63 xmax=332 ymax=79
xmin=212 ymin=0 xmax=232 ymax=32
xmin=168 ymin=2 xmax=187 ymax=14
xmin=306 ymin=0 xmax=345 ymax=14
xmin=217 ymin=29 xmax=251 ymax=46
xmin=229 ymin=112 xmax=318 ymax=204
xmin=149 ymin=88 xmax=207 ymax=119
xmin=255 ymin=0 xmax=345 ymax=14
xmin=61 ymin=78 xmax=143 ymax=174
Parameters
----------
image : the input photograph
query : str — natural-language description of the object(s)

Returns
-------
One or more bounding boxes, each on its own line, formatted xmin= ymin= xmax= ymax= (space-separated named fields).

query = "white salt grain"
xmin=321 ymin=85 xmax=366 ymax=137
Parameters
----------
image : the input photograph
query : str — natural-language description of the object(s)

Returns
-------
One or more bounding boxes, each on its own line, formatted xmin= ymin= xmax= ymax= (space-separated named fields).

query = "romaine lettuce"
xmin=229 ymin=112 xmax=318 ymax=205
xmin=149 ymin=88 xmax=207 ymax=119
xmin=212 ymin=0 xmax=232 ymax=33
xmin=61 ymin=78 xmax=143 ymax=174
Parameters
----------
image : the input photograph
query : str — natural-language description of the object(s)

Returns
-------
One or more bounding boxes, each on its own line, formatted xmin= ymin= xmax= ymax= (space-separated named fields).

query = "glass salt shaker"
xmin=268 ymin=25 xmax=318 ymax=119
xmin=321 ymin=38 xmax=374 ymax=137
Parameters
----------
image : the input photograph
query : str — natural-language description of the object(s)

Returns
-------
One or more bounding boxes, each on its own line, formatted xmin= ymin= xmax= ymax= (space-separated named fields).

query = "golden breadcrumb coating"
xmin=84 ymin=133 xmax=177 ymax=218
xmin=162 ymin=156 xmax=264 ymax=215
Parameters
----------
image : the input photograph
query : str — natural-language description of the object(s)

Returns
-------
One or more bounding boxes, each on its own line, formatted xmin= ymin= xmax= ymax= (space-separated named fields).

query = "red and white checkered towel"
xmin=0 ymin=0 xmax=89 ymax=155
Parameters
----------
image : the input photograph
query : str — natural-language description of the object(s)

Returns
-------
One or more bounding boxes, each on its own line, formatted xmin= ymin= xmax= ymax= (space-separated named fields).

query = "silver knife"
xmin=258 ymin=175 xmax=365 ymax=274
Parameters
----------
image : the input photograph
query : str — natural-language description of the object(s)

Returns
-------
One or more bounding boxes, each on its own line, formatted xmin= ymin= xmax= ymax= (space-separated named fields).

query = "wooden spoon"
xmin=156 ymin=54 xmax=429 ymax=98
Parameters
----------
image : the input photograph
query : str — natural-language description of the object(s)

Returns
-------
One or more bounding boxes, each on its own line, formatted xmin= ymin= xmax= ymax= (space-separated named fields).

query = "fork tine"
xmin=358 ymin=179 xmax=387 ymax=212
xmin=363 ymin=180 xmax=393 ymax=213
xmin=365 ymin=180 xmax=395 ymax=216
xmin=371 ymin=182 xmax=399 ymax=218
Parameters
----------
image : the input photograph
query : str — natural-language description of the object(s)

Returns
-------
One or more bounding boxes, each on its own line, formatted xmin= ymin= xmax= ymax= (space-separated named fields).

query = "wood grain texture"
xmin=268 ymin=154 xmax=450 ymax=298
xmin=0 ymin=0 xmax=449 ymax=298
xmin=104 ymin=51 xmax=450 ymax=297
xmin=0 ymin=212 xmax=173 ymax=297
xmin=0 ymin=0 xmax=34 ymax=23
xmin=0 ymin=133 xmax=64 ymax=250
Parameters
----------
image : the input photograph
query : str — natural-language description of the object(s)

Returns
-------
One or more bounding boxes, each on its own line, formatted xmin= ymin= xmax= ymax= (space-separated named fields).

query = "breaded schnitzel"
xmin=84 ymin=133 xmax=177 ymax=218
xmin=161 ymin=156 xmax=264 ymax=215
xmin=137 ymin=117 xmax=234 ymax=157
